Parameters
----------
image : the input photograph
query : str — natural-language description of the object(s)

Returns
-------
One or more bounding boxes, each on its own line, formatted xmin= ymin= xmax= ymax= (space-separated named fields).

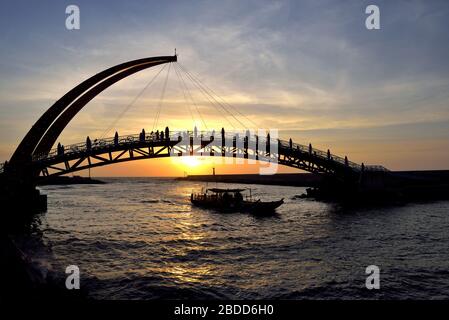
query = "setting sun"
xmin=181 ymin=156 xmax=201 ymax=167
xmin=170 ymin=156 xmax=210 ymax=175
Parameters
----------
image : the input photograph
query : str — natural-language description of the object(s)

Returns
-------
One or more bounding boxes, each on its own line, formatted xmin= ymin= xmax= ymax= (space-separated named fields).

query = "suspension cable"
xmin=175 ymin=63 xmax=238 ymax=129
xmin=177 ymin=63 xmax=258 ymax=129
xmin=175 ymin=63 xmax=234 ymax=129
xmin=174 ymin=63 xmax=208 ymax=130
xmin=100 ymin=63 xmax=168 ymax=138
xmin=181 ymin=64 xmax=260 ymax=129
xmin=178 ymin=63 xmax=243 ymax=128
xmin=152 ymin=62 xmax=171 ymax=131
xmin=173 ymin=63 xmax=195 ymax=125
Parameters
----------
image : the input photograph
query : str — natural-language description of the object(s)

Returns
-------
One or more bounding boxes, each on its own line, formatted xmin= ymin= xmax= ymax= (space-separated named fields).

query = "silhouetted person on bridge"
xmin=57 ymin=143 xmax=65 ymax=156
xmin=345 ymin=156 xmax=349 ymax=166
xmin=139 ymin=129 xmax=145 ymax=142
xmin=289 ymin=138 xmax=292 ymax=149
xmin=266 ymin=133 xmax=271 ymax=154
xmin=361 ymin=162 xmax=365 ymax=172
xmin=165 ymin=126 xmax=169 ymax=141
xmin=86 ymin=136 xmax=92 ymax=151
xmin=327 ymin=149 xmax=331 ymax=160
xmin=156 ymin=130 xmax=159 ymax=140
xmin=161 ymin=131 xmax=164 ymax=140
xmin=114 ymin=131 xmax=119 ymax=146
xmin=309 ymin=143 xmax=312 ymax=155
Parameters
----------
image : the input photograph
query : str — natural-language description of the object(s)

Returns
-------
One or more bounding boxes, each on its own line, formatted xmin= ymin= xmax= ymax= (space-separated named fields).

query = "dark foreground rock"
xmin=0 ymin=234 xmax=86 ymax=301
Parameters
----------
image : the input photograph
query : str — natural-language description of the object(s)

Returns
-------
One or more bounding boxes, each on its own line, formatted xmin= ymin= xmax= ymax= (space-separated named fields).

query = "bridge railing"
xmin=34 ymin=131 xmax=343 ymax=165
xmin=35 ymin=131 xmax=267 ymax=161
xmin=34 ymin=134 xmax=142 ymax=161
xmin=278 ymin=140 xmax=363 ymax=172
xmin=35 ymin=131 xmax=197 ymax=161
xmin=364 ymin=165 xmax=390 ymax=172
xmin=279 ymin=140 xmax=390 ymax=172
xmin=32 ymin=130 xmax=389 ymax=173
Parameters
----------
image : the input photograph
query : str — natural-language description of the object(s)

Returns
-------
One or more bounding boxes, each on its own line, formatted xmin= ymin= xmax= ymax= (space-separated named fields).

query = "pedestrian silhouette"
xmin=165 ymin=126 xmax=169 ymax=140
xmin=266 ymin=133 xmax=271 ymax=153
xmin=86 ymin=136 xmax=91 ymax=151
xmin=114 ymin=131 xmax=119 ymax=146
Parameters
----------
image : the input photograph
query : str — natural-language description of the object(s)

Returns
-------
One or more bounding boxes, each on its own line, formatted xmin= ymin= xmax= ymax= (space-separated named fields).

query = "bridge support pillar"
xmin=0 ymin=163 xmax=47 ymax=228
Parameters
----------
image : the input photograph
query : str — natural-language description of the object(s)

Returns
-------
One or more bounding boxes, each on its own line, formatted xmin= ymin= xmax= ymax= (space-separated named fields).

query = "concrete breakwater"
xmin=178 ymin=171 xmax=449 ymax=202
xmin=177 ymin=173 xmax=323 ymax=187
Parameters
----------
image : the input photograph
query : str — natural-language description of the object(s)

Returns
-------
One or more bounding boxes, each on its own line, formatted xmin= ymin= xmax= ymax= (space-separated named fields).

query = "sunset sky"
xmin=1 ymin=0 xmax=448 ymax=176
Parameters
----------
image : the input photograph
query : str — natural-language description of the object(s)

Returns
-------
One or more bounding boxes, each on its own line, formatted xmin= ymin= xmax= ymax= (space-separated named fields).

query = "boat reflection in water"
xmin=190 ymin=188 xmax=284 ymax=215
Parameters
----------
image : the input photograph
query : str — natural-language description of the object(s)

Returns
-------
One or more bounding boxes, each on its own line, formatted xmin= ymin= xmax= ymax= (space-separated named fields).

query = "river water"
xmin=22 ymin=178 xmax=449 ymax=299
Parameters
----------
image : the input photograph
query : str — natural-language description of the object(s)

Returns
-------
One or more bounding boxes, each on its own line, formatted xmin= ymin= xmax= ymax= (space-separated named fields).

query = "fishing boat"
xmin=190 ymin=188 xmax=284 ymax=214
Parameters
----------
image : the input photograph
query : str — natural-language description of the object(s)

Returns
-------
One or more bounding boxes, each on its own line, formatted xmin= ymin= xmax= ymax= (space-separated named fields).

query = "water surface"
xmin=24 ymin=178 xmax=449 ymax=299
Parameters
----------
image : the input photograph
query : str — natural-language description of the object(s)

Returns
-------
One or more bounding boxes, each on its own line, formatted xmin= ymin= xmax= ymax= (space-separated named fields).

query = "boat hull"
xmin=191 ymin=198 xmax=284 ymax=214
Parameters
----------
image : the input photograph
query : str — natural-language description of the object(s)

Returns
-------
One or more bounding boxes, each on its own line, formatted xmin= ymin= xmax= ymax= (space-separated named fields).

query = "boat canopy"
xmin=207 ymin=188 xmax=246 ymax=193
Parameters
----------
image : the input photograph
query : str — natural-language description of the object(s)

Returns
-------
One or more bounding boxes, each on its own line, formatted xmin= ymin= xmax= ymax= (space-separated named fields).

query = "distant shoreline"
xmin=177 ymin=170 xmax=449 ymax=189
xmin=37 ymin=175 xmax=105 ymax=186
xmin=177 ymin=173 xmax=323 ymax=187
xmin=36 ymin=171 xmax=449 ymax=190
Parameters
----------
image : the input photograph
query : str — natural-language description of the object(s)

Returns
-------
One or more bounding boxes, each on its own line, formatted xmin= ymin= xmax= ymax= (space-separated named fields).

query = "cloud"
xmin=0 ymin=0 xmax=448 ymax=170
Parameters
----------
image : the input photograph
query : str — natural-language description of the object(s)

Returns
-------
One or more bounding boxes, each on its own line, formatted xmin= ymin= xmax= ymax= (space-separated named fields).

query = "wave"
xmin=140 ymin=199 xmax=160 ymax=203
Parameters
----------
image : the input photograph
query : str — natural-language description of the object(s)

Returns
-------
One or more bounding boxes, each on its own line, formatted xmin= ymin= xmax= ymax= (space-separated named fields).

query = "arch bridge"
xmin=0 ymin=54 xmax=389 ymax=213
xmin=30 ymin=130 xmax=387 ymax=182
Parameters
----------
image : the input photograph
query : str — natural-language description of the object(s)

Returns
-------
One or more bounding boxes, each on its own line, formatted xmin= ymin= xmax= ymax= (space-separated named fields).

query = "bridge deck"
xmin=8 ymin=130 xmax=388 ymax=178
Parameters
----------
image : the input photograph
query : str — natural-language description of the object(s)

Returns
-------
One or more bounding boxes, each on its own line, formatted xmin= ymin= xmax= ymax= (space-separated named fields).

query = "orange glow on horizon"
xmin=75 ymin=156 xmax=300 ymax=177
